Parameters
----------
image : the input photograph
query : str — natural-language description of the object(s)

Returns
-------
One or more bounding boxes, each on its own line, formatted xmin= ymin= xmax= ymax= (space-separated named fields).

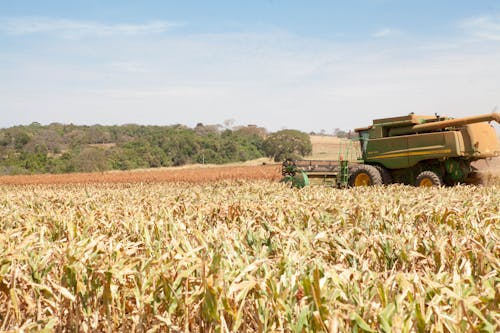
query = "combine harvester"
xmin=282 ymin=112 xmax=500 ymax=187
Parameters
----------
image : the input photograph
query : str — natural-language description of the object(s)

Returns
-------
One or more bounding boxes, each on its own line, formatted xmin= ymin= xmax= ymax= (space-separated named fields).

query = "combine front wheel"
xmin=415 ymin=171 xmax=443 ymax=187
xmin=348 ymin=165 xmax=383 ymax=186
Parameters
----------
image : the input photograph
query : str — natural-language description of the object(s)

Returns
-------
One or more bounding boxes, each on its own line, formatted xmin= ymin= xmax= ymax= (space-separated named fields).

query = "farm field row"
xmin=0 ymin=164 xmax=281 ymax=185
xmin=0 ymin=182 xmax=498 ymax=331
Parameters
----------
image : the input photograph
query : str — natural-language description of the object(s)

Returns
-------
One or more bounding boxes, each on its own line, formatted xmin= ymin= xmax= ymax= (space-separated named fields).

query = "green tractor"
xmin=282 ymin=112 xmax=500 ymax=187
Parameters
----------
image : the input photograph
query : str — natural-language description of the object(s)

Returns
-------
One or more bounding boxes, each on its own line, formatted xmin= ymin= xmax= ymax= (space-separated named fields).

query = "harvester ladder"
xmin=339 ymin=160 xmax=349 ymax=187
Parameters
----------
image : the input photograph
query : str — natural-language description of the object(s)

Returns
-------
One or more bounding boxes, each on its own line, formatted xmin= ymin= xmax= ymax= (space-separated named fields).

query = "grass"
xmin=0 ymin=182 xmax=499 ymax=332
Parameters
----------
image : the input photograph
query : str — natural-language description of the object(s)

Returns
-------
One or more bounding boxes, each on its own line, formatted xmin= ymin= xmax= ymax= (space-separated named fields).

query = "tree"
xmin=263 ymin=129 xmax=312 ymax=162
xmin=0 ymin=122 xmax=271 ymax=174
xmin=122 ymin=139 xmax=168 ymax=168
xmin=88 ymin=125 xmax=112 ymax=144
xmin=71 ymin=147 xmax=109 ymax=172
xmin=194 ymin=123 xmax=222 ymax=136
xmin=333 ymin=128 xmax=349 ymax=138
xmin=12 ymin=130 xmax=31 ymax=149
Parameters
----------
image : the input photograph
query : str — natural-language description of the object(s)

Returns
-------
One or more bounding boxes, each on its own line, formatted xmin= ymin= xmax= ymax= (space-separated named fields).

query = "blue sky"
xmin=1 ymin=1 xmax=500 ymax=131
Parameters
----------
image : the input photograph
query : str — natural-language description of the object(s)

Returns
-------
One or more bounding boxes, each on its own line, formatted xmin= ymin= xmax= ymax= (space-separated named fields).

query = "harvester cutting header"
xmin=282 ymin=112 xmax=500 ymax=187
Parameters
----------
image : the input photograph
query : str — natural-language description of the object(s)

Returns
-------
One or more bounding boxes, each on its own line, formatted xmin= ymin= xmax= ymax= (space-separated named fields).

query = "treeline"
xmin=0 ymin=122 xmax=311 ymax=175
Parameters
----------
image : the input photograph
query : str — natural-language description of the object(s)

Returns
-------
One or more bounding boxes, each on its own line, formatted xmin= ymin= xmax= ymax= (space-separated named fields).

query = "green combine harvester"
xmin=282 ymin=112 xmax=500 ymax=187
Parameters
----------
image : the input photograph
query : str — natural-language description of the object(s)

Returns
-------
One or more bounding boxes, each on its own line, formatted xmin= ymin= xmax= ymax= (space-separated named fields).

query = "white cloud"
xmin=98 ymin=85 xmax=229 ymax=99
xmin=1 ymin=20 xmax=500 ymax=132
xmin=371 ymin=28 xmax=401 ymax=38
xmin=461 ymin=15 xmax=500 ymax=41
xmin=0 ymin=17 xmax=176 ymax=38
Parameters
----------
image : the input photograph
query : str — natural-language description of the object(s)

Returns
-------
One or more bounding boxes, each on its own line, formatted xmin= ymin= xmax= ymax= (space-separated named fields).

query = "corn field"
xmin=0 ymin=164 xmax=281 ymax=185
xmin=0 ymin=181 xmax=499 ymax=332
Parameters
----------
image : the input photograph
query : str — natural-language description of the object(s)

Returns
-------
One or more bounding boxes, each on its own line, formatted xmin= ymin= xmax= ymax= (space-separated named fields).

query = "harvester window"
xmin=359 ymin=130 xmax=369 ymax=158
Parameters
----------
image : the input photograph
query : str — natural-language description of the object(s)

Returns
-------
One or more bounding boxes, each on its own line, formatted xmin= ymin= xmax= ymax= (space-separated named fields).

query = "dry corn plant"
xmin=0 ymin=182 xmax=499 ymax=332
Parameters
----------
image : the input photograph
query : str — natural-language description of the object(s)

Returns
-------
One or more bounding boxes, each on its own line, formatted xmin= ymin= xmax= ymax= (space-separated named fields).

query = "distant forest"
xmin=0 ymin=122 xmax=312 ymax=175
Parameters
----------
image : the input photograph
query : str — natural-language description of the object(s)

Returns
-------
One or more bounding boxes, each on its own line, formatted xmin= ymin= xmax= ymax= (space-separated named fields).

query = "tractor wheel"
xmin=373 ymin=165 xmax=392 ymax=185
xmin=348 ymin=165 xmax=383 ymax=186
xmin=415 ymin=171 xmax=443 ymax=187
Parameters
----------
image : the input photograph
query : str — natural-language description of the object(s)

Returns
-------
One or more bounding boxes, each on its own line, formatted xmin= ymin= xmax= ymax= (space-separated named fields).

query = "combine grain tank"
xmin=282 ymin=112 xmax=500 ymax=187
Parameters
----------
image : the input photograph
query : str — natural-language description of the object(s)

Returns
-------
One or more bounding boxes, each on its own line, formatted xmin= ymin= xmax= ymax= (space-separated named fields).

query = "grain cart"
xmin=282 ymin=112 xmax=500 ymax=187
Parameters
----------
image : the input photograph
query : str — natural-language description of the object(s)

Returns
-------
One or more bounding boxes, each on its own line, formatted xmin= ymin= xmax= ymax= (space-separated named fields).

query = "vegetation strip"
xmin=0 ymin=123 xmax=312 ymax=175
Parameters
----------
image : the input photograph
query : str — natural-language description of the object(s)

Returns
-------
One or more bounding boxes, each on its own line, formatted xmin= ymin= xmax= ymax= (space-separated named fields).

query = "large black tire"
xmin=373 ymin=165 xmax=392 ymax=185
xmin=415 ymin=171 xmax=443 ymax=187
xmin=348 ymin=164 xmax=383 ymax=186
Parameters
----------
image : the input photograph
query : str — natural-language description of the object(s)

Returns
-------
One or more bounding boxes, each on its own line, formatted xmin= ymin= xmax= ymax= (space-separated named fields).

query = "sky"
xmin=1 ymin=0 xmax=500 ymax=132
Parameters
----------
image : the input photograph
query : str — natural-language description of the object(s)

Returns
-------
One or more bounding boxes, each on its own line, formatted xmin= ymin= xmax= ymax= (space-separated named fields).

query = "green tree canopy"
xmin=263 ymin=129 xmax=312 ymax=162
xmin=0 ymin=123 xmax=274 ymax=175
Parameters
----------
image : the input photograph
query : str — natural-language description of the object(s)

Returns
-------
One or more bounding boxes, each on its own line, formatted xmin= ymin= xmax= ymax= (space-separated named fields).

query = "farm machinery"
xmin=282 ymin=112 xmax=500 ymax=187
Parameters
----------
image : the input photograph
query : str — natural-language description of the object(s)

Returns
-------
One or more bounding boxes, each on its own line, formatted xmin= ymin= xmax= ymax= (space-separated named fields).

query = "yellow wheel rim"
xmin=354 ymin=173 xmax=371 ymax=186
xmin=419 ymin=178 xmax=434 ymax=187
